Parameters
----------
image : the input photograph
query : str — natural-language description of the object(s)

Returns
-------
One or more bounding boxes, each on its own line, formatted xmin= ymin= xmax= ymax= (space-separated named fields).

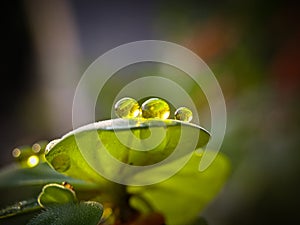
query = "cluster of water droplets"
xmin=114 ymin=97 xmax=193 ymax=122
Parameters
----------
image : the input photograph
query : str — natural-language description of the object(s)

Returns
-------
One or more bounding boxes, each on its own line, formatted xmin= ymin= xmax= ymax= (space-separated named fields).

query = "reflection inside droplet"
xmin=51 ymin=153 xmax=71 ymax=172
xmin=141 ymin=98 xmax=170 ymax=119
xmin=174 ymin=107 xmax=193 ymax=122
xmin=115 ymin=97 xmax=140 ymax=118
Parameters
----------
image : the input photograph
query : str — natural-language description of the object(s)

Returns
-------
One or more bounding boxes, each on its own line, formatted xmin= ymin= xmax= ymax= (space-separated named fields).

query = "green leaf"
xmin=0 ymin=163 xmax=101 ymax=212
xmin=45 ymin=118 xmax=210 ymax=183
xmin=0 ymin=199 xmax=40 ymax=219
xmin=27 ymin=201 xmax=103 ymax=225
xmin=128 ymin=151 xmax=230 ymax=225
xmin=38 ymin=183 xmax=77 ymax=207
xmin=0 ymin=163 xmax=98 ymax=189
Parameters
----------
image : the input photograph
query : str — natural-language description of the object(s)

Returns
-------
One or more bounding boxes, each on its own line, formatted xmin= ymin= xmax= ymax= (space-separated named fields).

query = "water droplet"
xmin=45 ymin=139 xmax=60 ymax=154
xmin=115 ymin=97 xmax=140 ymax=118
xmin=141 ymin=98 xmax=170 ymax=119
xmin=51 ymin=153 xmax=71 ymax=172
xmin=174 ymin=107 xmax=193 ymax=122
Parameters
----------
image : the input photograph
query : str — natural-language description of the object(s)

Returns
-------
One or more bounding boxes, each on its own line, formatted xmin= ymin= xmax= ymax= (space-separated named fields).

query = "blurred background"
xmin=1 ymin=0 xmax=300 ymax=224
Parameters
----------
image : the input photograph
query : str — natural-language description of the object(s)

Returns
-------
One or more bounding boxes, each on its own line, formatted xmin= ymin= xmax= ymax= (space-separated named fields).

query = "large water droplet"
xmin=114 ymin=97 xmax=140 ymax=118
xmin=51 ymin=153 xmax=71 ymax=172
xmin=141 ymin=98 xmax=170 ymax=119
xmin=174 ymin=107 xmax=193 ymax=122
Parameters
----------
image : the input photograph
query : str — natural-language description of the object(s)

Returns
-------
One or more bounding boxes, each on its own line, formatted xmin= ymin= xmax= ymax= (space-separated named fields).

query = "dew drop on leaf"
xmin=174 ymin=107 xmax=193 ymax=122
xmin=51 ymin=153 xmax=71 ymax=172
xmin=141 ymin=98 xmax=170 ymax=119
xmin=115 ymin=97 xmax=140 ymax=118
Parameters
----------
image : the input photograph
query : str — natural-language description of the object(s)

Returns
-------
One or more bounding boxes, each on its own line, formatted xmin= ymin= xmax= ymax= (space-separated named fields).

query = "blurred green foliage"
xmin=1 ymin=0 xmax=299 ymax=224
xmin=0 ymin=119 xmax=229 ymax=225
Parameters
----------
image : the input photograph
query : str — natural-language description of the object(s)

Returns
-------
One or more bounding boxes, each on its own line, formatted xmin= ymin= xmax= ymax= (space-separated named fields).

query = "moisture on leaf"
xmin=141 ymin=98 xmax=170 ymax=119
xmin=114 ymin=97 xmax=140 ymax=118
xmin=174 ymin=107 xmax=193 ymax=122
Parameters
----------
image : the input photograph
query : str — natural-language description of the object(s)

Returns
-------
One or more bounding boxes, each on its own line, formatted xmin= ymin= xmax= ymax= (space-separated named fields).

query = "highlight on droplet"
xmin=174 ymin=107 xmax=193 ymax=122
xmin=141 ymin=98 xmax=170 ymax=119
xmin=114 ymin=97 xmax=140 ymax=118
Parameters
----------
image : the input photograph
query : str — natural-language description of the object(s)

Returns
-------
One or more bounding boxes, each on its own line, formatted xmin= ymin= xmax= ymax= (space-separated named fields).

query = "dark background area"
xmin=1 ymin=1 xmax=300 ymax=225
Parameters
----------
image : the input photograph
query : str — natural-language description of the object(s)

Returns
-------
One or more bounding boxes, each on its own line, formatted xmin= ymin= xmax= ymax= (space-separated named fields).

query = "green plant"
xmin=0 ymin=99 xmax=230 ymax=225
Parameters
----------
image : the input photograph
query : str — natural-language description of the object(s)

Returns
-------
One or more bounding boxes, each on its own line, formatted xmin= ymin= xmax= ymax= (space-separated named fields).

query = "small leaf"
xmin=27 ymin=201 xmax=103 ymax=225
xmin=0 ymin=163 xmax=101 ymax=212
xmin=38 ymin=183 xmax=77 ymax=207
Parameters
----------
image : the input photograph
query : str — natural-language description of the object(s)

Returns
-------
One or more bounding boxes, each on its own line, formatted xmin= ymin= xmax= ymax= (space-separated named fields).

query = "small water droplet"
xmin=174 ymin=107 xmax=193 ymax=122
xmin=45 ymin=139 xmax=60 ymax=154
xmin=115 ymin=97 xmax=140 ymax=118
xmin=51 ymin=153 xmax=71 ymax=172
xmin=141 ymin=98 xmax=170 ymax=119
